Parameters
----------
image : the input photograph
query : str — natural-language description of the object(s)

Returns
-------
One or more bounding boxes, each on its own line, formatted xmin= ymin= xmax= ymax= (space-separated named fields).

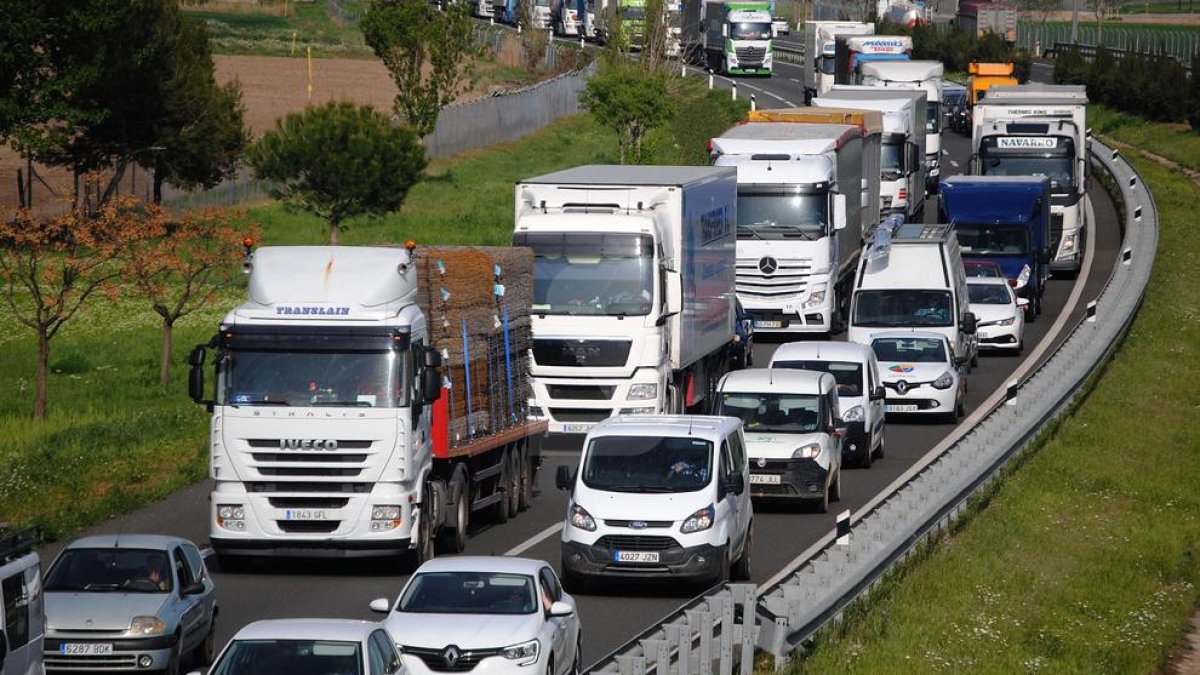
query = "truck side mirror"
xmin=664 ymin=269 xmax=683 ymax=317
xmin=832 ymin=194 xmax=847 ymax=231
xmin=555 ymin=465 xmax=574 ymax=491
xmin=187 ymin=345 xmax=208 ymax=406
xmin=722 ymin=23 xmax=728 ymax=36
xmin=423 ymin=347 xmax=443 ymax=369
xmin=962 ymin=311 xmax=978 ymax=334
xmin=421 ymin=367 xmax=442 ymax=404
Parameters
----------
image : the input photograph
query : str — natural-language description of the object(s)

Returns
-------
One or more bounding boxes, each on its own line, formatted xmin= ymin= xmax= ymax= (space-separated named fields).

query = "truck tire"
xmin=517 ymin=445 xmax=534 ymax=511
xmin=505 ymin=450 xmax=521 ymax=520
xmin=407 ymin=497 xmax=436 ymax=570
xmin=437 ymin=470 xmax=469 ymax=554
xmin=492 ymin=454 xmax=512 ymax=524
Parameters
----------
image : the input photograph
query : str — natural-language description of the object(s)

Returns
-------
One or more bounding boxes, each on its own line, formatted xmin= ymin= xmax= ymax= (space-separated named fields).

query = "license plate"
xmin=886 ymin=404 xmax=919 ymax=413
xmin=753 ymin=320 xmax=783 ymax=329
xmin=284 ymin=509 xmax=329 ymax=520
xmin=750 ymin=474 xmax=782 ymax=485
xmin=561 ymin=423 xmax=594 ymax=434
xmin=613 ymin=550 xmax=660 ymax=563
xmin=60 ymin=643 xmax=113 ymax=656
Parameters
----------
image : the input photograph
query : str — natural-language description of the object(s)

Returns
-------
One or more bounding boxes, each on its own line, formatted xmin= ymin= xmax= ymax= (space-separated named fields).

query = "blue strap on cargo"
xmin=503 ymin=306 xmax=514 ymax=423
xmin=462 ymin=317 xmax=475 ymax=437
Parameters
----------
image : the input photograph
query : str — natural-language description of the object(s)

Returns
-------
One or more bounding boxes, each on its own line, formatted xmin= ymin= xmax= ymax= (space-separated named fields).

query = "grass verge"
xmin=781 ymin=125 xmax=1200 ymax=673
xmin=183 ymin=0 xmax=373 ymax=58
xmin=1090 ymin=104 xmax=1200 ymax=174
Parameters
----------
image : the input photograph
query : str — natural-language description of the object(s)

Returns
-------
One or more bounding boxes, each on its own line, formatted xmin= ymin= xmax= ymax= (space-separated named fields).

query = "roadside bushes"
xmin=1055 ymin=44 xmax=1195 ymax=126
xmin=879 ymin=22 xmax=1033 ymax=81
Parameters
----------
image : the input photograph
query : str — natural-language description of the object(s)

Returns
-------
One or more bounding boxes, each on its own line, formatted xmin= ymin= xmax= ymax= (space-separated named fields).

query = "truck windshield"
xmin=731 ymin=22 xmax=772 ymax=40
xmin=737 ymin=191 xmax=828 ymax=238
xmin=515 ymin=232 xmax=655 ymax=317
xmin=715 ymin=392 xmax=822 ymax=434
xmin=980 ymin=139 xmax=1076 ymax=195
xmin=955 ymin=222 xmax=1029 ymax=257
xmin=217 ymin=349 xmax=407 ymax=408
xmin=583 ymin=435 xmax=713 ymax=493
xmin=881 ymin=141 xmax=905 ymax=180
xmin=927 ymin=101 xmax=940 ymax=133
xmin=853 ymin=289 xmax=954 ymax=327
xmin=770 ymin=360 xmax=864 ymax=397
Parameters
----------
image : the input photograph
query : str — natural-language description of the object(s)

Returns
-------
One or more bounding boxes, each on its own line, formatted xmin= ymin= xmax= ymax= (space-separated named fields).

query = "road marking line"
xmin=949 ymin=160 xmax=960 ymax=168
xmin=506 ymin=522 xmax=563 ymax=556
xmin=760 ymin=196 xmax=1098 ymax=592
xmin=789 ymin=78 xmax=801 ymax=83
xmin=200 ymin=547 xmax=214 ymax=559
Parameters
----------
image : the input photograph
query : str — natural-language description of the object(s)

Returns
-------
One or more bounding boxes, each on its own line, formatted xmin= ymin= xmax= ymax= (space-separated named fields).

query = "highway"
xmin=37 ymin=61 xmax=1122 ymax=672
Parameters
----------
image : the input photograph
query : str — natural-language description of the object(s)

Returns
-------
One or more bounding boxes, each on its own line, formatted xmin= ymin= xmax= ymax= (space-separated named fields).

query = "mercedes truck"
xmin=683 ymin=0 xmax=774 ymax=75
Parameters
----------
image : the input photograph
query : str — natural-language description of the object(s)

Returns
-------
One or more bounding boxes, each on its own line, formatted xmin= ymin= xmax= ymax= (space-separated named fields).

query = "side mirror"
xmin=724 ymin=472 xmax=745 ymax=496
xmin=832 ymin=194 xmax=847 ymax=231
xmin=954 ymin=355 xmax=969 ymax=368
xmin=664 ymin=269 xmax=683 ymax=317
xmin=424 ymin=346 xmax=443 ymax=368
xmin=962 ymin=311 xmax=977 ymax=334
xmin=421 ymin=367 xmax=442 ymax=404
xmin=722 ymin=23 xmax=728 ymax=36
xmin=182 ymin=582 xmax=205 ymax=596
xmin=1016 ymin=297 xmax=1030 ymax=309
xmin=188 ymin=345 xmax=206 ymax=367
xmin=869 ymin=385 xmax=886 ymax=401
xmin=369 ymin=598 xmax=391 ymax=614
xmin=555 ymin=465 xmax=573 ymax=491
xmin=549 ymin=600 xmax=576 ymax=617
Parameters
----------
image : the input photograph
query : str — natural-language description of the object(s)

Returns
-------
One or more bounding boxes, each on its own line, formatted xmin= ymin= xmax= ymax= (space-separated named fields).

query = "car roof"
xmin=232 ymin=619 xmax=383 ymax=642
xmin=588 ymin=414 xmax=741 ymax=440
xmin=412 ymin=556 xmax=548 ymax=576
xmin=64 ymin=534 xmax=194 ymax=551
xmin=769 ymin=340 xmax=873 ymax=363
xmin=719 ymin=368 xmax=833 ymax=393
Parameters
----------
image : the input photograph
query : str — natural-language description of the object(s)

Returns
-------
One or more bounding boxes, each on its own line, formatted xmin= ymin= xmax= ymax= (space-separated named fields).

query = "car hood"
xmin=970 ymin=303 xmax=1018 ymax=324
xmin=745 ymin=431 xmax=825 ymax=460
xmin=878 ymin=361 xmax=950 ymax=382
xmin=575 ymin=489 xmax=707 ymax=522
xmin=46 ymin=592 xmax=167 ymax=632
xmin=385 ymin=612 xmax=541 ymax=650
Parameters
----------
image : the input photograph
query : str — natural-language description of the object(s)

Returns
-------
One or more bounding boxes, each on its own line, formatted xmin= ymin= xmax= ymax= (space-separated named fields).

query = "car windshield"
xmin=853 ymin=289 xmax=954 ymax=327
xmin=583 ymin=435 xmax=713 ymax=493
xmin=217 ymin=349 xmax=406 ymax=408
xmin=871 ymin=337 xmax=947 ymax=363
xmin=515 ymin=232 xmax=655 ymax=317
xmin=955 ymin=223 xmax=1029 ymax=257
xmin=45 ymin=548 xmax=173 ymax=593
xmin=398 ymin=572 xmax=537 ymax=615
xmin=969 ymin=284 xmax=1012 ymax=305
xmin=715 ymin=392 xmax=821 ymax=434
xmin=881 ymin=141 xmax=904 ymax=180
xmin=737 ymin=192 xmax=828 ymax=238
xmin=210 ymin=640 xmax=363 ymax=675
xmin=731 ymin=22 xmax=772 ymax=40
xmin=770 ymin=360 xmax=864 ymax=397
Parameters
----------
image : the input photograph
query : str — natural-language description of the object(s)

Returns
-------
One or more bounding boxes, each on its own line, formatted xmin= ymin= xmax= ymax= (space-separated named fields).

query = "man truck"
xmin=971 ymin=84 xmax=1089 ymax=275
xmin=683 ymin=0 xmax=775 ymax=75
xmin=802 ymin=21 xmax=873 ymax=103
xmin=188 ymin=244 xmax=547 ymax=567
xmin=859 ymin=60 xmax=944 ymax=193
xmin=512 ymin=165 xmax=740 ymax=446
xmin=711 ymin=109 xmax=882 ymax=335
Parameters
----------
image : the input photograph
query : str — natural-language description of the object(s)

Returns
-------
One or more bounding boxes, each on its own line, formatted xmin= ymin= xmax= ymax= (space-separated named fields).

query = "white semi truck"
xmin=709 ymin=114 xmax=881 ymax=335
xmin=972 ymin=84 xmax=1089 ymax=275
xmin=512 ymin=165 xmax=740 ymax=445
xmin=802 ymin=21 xmax=873 ymax=104
xmin=683 ymin=0 xmax=775 ymax=76
xmin=188 ymin=245 xmax=546 ymax=566
xmin=859 ymin=60 xmax=944 ymax=193
xmin=815 ymin=85 xmax=927 ymax=219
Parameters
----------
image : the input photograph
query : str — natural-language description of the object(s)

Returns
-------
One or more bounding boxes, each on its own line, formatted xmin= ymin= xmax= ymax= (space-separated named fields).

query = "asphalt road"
xmin=36 ymin=59 xmax=1121 ymax=673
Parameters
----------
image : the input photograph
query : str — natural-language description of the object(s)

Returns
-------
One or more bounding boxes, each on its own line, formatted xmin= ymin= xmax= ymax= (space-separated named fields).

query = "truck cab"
xmin=834 ymin=35 xmax=912 ymax=86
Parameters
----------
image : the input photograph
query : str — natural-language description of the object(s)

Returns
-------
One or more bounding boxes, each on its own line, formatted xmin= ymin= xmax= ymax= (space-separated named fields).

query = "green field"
xmin=1116 ymin=1 xmax=1200 ymax=14
xmin=783 ymin=111 xmax=1200 ymax=673
xmin=182 ymin=0 xmax=373 ymax=58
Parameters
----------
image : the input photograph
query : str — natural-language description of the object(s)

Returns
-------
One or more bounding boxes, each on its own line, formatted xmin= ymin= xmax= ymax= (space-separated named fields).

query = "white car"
xmin=370 ymin=557 xmax=582 ymax=675
xmin=870 ymin=332 xmax=968 ymax=424
xmin=193 ymin=619 xmax=402 ymax=675
xmin=968 ymin=278 xmax=1027 ymax=353
xmin=556 ymin=415 xmax=752 ymax=588
xmin=769 ymin=341 xmax=887 ymax=469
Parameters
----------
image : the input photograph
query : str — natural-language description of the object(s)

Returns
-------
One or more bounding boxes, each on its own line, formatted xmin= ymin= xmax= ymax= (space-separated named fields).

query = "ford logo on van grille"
xmin=758 ymin=257 xmax=778 ymax=275
xmin=629 ymin=521 xmax=648 ymax=529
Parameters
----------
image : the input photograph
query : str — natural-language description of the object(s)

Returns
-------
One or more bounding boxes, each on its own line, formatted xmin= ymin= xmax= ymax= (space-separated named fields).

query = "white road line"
xmin=789 ymin=78 xmax=801 ymax=83
xmin=760 ymin=197 xmax=1098 ymax=592
xmin=505 ymin=522 xmax=563 ymax=556
xmin=949 ymin=160 xmax=960 ymax=168
xmin=200 ymin=547 xmax=214 ymax=559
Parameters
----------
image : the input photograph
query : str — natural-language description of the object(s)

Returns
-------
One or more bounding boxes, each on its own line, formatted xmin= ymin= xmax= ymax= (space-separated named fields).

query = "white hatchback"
xmin=968 ymin=278 xmax=1027 ymax=353
xmin=870 ymin=332 xmax=968 ymax=424
xmin=194 ymin=619 xmax=402 ymax=675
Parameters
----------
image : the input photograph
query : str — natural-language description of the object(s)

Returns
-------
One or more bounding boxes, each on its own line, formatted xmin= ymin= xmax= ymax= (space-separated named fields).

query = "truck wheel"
xmin=505 ymin=450 xmax=521 ymax=519
xmin=517 ymin=447 xmax=534 ymax=511
xmin=163 ymin=632 xmax=182 ymax=675
xmin=437 ymin=472 xmax=469 ymax=554
xmin=409 ymin=505 xmax=436 ymax=569
xmin=493 ymin=455 xmax=512 ymax=524
xmin=831 ymin=469 xmax=842 ymax=502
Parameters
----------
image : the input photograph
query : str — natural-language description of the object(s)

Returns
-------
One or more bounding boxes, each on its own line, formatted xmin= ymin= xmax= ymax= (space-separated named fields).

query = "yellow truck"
xmin=967 ymin=62 xmax=1017 ymax=107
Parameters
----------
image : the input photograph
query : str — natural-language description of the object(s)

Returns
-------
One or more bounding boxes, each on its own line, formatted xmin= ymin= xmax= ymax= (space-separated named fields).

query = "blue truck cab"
xmin=940 ymin=175 xmax=1051 ymax=319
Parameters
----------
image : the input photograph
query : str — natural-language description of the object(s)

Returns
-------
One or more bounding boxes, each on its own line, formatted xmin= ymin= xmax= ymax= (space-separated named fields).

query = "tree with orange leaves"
xmin=0 ymin=198 xmax=140 ymax=419
xmin=120 ymin=207 xmax=252 ymax=387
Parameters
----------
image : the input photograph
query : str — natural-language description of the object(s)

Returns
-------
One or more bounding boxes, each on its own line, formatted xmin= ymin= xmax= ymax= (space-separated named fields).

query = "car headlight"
xmin=628 ymin=383 xmax=657 ymax=400
xmin=792 ymin=443 xmax=821 ymax=460
xmin=128 ymin=616 xmax=167 ymax=637
xmin=680 ymin=504 xmax=715 ymax=534
xmin=803 ymin=284 xmax=827 ymax=309
xmin=1014 ymin=264 xmax=1031 ymax=290
xmin=842 ymin=405 xmax=864 ymax=422
xmin=932 ymin=370 xmax=955 ymax=390
xmin=500 ymin=638 xmax=540 ymax=665
xmin=569 ymin=503 xmax=596 ymax=532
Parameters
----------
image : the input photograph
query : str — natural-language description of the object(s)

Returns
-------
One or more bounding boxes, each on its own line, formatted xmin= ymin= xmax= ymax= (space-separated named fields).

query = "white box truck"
xmin=972 ymin=84 xmax=1089 ymax=275
xmin=513 ymin=166 xmax=740 ymax=445
xmin=187 ymin=245 xmax=547 ymax=566
xmin=815 ymin=85 xmax=927 ymax=219
xmin=859 ymin=60 xmax=944 ymax=193
xmin=709 ymin=116 xmax=880 ymax=335
xmin=849 ymin=221 xmax=978 ymax=366
xmin=802 ymin=21 xmax=873 ymax=103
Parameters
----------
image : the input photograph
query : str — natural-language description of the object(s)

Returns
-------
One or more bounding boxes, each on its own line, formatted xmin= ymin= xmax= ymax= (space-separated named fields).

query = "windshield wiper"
xmin=736 ymin=225 xmax=764 ymax=240
xmin=233 ymin=400 xmax=290 ymax=407
xmin=311 ymin=401 xmax=372 ymax=407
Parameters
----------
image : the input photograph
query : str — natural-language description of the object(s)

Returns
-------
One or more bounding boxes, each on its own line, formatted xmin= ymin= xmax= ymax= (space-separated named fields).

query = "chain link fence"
xmin=1017 ymin=20 xmax=1200 ymax=63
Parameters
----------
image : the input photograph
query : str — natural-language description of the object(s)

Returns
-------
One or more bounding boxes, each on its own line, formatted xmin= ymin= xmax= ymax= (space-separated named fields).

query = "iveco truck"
xmin=513 ymin=166 xmax=740 ymax=446
xmin=859 ymin=60 xmax=944 ymax=193
xmin=972 ymin=84 xmax=1089 ymax=275
xmin=711 ymin=111 xmax=881 ymax=335
xmin=683 ymin=0 xmax=774 ymax=75
xmin=802 ymin=21 xmax=873 ymax=103
xmin=188 ymin=245 xmax=546 ymax=566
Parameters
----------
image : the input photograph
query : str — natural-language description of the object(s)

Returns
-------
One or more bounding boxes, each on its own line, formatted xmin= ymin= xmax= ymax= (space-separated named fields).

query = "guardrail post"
xmin=699 ymin=608 xmax=715 ymax=675
xmin=708 ymin=69 xmax=714 ymax=90
xmin=1006 ymin=380 xmax=1019 ymax=406
xmin=1086 ymin=300 xmax=1098 ymax=322
xmin=836 ymin=509 xmax=850 ymax=545
xmin=731 ymin=82 xmax=737 ymax=101
xmin=1122 ymin=247 xmax=1133 ymax=264
xmin=750 ymin=94 xmax=756 ymax=111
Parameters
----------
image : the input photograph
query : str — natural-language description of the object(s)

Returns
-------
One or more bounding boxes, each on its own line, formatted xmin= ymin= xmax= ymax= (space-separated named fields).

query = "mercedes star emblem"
xmin=895 ymin=380 xmax=910 ymax=395
xmin=756 ymin=457 xmax=767 ymax=468
xmin=758 ymin=256 xmax=778 ymax=275
xmin=442 ymin=645 xmax=461 ymax=668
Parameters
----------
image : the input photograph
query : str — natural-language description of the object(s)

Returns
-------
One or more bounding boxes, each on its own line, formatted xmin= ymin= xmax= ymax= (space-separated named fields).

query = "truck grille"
xmin=735 ymin=46 xmax=766 ymax=64
xmin=595 ymin=535 xmax=679 ymax=551
xmin=244 ymin=439 xmax=373 ymax=480
xmin=547 ymin=384 xmax=616 ymax=400
xmin=533 ymin=339 xmax=631 ymax=367
xmin=277 ymin=520 xmax=339 ymax=534
xmin=268 ymin=497 xmax=350 ymax=509
xmin=1050 ymin=212 xmax=1064 ymax=253
xmin=549 ymin=408 xmax=613 ymax=422
xmin=735 ymin=257 xmax=812 ymax=298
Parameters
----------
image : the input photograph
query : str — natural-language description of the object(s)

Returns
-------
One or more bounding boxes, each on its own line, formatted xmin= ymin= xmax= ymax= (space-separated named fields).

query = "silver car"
xmin=194 ymin=619 xmax=402 ymax=675
xmin=42 ymin=534 xmax=217 ymax=674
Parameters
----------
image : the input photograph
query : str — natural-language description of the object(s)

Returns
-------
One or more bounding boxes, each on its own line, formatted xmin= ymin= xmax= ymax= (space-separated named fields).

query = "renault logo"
xmin=895 ymin=380 xmax=910 ymax=395
xmin=758 ymin=256 xmax=778 ymax=275
xmin=442 ymin=646 xmax=461 ymax=668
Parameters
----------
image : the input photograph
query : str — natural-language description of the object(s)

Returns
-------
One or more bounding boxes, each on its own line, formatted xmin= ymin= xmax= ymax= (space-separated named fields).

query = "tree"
xmin=0 ymin=197 xmax=142 ymax=420
xmin=581 ymin=61 xmax=674 ymax=164
xmin=361 ymin=0 xmax=481 ymax=138
xmin=246 ymin=101 xmax=428 ymax=245
xmin=121 ymin=208 xmax=251 ymax=387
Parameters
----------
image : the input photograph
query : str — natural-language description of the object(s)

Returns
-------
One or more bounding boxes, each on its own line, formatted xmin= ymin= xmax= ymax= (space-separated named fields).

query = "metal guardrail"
xmin=587 ymin=139 xmax=1159 ymax=674
xmin=772 ymin=41 xmax=804 ymax=65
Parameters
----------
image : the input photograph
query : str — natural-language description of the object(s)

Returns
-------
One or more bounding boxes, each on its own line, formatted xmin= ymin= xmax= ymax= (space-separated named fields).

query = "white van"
xmin=556 ymin=415 xmax=752 ymax=589
xmin=768 ymin=341 xmax=886 ymax=468
xmin=0 ymin=529 xmax=44 ymax=675
xmin=711 ymin=369 xmax=844 ymax=512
